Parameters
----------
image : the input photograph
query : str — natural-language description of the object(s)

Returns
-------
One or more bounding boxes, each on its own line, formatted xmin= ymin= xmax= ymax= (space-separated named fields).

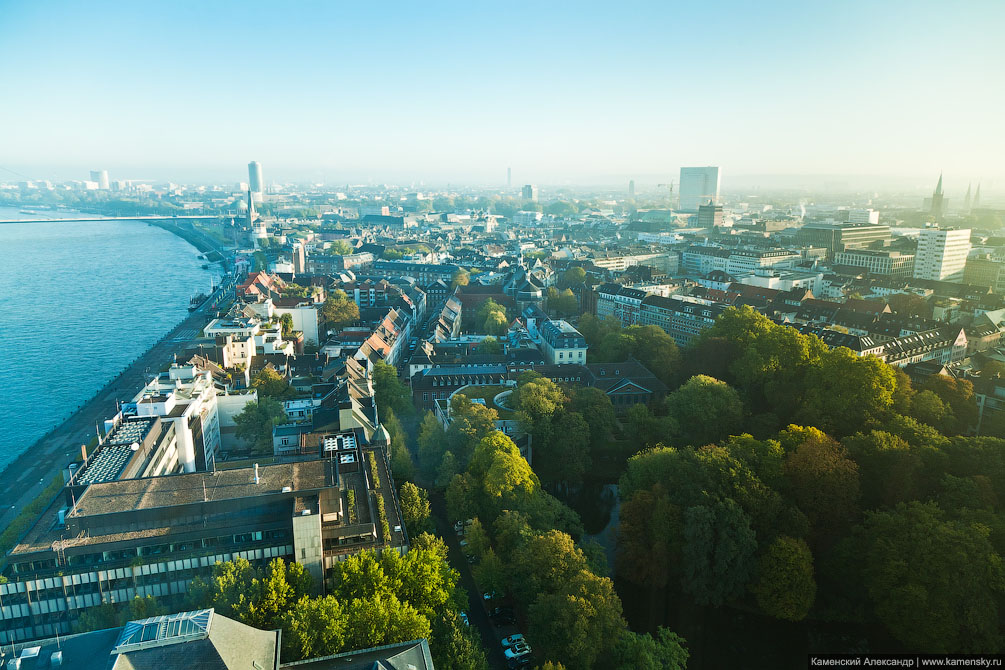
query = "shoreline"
xmin=0 ymin=218 xmax=234 ymax=528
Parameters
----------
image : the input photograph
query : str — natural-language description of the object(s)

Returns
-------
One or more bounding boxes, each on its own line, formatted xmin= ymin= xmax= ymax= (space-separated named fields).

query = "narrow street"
xmin=430 ymin=493 xmax=510 ymax=670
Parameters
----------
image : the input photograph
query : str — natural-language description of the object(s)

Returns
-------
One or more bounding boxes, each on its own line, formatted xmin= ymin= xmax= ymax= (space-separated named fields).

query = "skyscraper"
xmin=914 ymin=228 xmax=971 ymax=283
xmin=248 ymin=161 xmax=264 ymax=202
xmin=678 ymin=167 xmax=720 ymax=212
xmin=522 ymin=184 xmax=538 ymax=202
xmin=89 ymin=169 xmax=109 ymax=190
xmin=629 ymin=180 xmax=635 ymax=197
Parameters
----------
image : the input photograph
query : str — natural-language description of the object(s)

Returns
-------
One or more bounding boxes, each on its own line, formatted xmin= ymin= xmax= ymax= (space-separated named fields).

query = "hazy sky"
xmin=1 ymin=0 xmax=1003 ymax=187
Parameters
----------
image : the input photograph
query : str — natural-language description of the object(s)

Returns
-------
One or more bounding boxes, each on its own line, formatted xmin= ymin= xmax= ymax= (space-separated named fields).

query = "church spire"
xmin=934 ymin=172 xmax=943 ymax=196
xmin=964 ymin=183 xmax=972 ymax=210
xmin=974 ymin=183 xmax=981 ymax=209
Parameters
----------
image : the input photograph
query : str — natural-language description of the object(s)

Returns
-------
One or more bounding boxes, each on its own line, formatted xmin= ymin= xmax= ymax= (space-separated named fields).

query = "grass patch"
xmin=0 ymin=474 xmax=64 ymax=560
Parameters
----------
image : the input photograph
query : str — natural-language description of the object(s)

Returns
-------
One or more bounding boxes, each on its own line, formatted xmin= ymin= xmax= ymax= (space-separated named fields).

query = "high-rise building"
xmin=248 ymin=160 xmax=264 ymax=202
xmin=89 ymin=169 xmax=109 ymax=190
xmin=629 ymin=179 xmax=636 ymax=197
xmin=507 ymin=167 xmax=512 ymax=187
xmin=696 ymin=203 xmax=724 ymax=228
xmin=678 ymin=166 xmax=720 ymax=212
xmin=914 ymin=228 xmax=971 ymax=283
xmin=522 ymin=184 xmax=538 ymax=202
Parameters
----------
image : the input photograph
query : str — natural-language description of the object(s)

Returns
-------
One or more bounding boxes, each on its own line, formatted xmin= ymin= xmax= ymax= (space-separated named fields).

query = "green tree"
xmin=451 ymin=269 xmax=470 ymax=288
xmin=417 ymin=411 xmax=447 ymax=479
xmin=666 ymin=375 xmax=743 ymax=446
xmin=446 ymin=396 xmax=498 ymax=466
xmin=331 ymin=240 xmax=354 ymax=255
xmin=483 ymin=309 xmax=509 ymax=335
xmin=796 ymin=347 xmax=896 ymax=436
xmin=783 ymin=427 xmax=860 ymax=540
xmin=752 ymin=536 xmax=816 ymax=621
xmin=373 ymin=361 xmax=413 ymax=416
xmin=320 ymin=289 xmax=360 ymax=330
xmin=478 ymin=336 xmax=502 ymax=355
xmin=430 ymin=613 xmax=490 ymax=670
xmin=508 ymin=530 xmax=590 ymax=605
xmin=858 ymin=502 xmax=1004 ymax=652
xmin=399 ymin=482 xmax=432 ymax=536
xmin=561 ymin=266 xmax=587 ymax=287
xmin=528 ymin=570 xmax=626 ymax=669
xmin=616 ymin=484 xmax=679 ymax=590
xmin=251 ymin=367 xmax=294 ymax=398
xmin=446 ymin=473 xmax=479 ymax=523
xmin=680 ymin=499 xmax=757 ymax=606
xmin=279 ymin=312 xmax=295 ymax=337
xmin=611 ymin=628 xmax=689 ymax=670
xmin=384 ymin=409 xmax=414 ymax=480
xmin=233 ymin=398 xmax=287 ymax=453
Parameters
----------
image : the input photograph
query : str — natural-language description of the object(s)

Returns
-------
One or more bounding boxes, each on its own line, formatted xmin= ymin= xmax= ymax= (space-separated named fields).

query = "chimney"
xmin=254 ymin=463 xmax=260 ymax=485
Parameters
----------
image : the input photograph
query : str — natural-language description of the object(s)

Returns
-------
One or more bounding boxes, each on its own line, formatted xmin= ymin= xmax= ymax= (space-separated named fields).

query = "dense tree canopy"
xmin=233 ymin=398 xmax=287 ymax=453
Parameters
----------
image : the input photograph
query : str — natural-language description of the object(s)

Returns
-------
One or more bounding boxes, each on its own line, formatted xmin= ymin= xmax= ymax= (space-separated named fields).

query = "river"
xmin=0 ymin=205 xmax=216 ymax=471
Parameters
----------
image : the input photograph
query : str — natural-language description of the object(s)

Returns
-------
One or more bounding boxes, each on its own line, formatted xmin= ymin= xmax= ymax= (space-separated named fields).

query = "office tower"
xmin=678 ymin=166 xmax=720 ymax=212
xmin=522 ymin=184 xmax=539 ymax=202
xmin=914 ymin=228 xmax=971 ymax=282
xmin=929 ymin=173 xmax=945 ymax=220
xmin=248 ymin=160 xmax=264 ymax=202
xmin=697 ymin=203 xmax=724 ymax=228
xmin=629 ymin=180 xmax=636 ymax=197
xmin=89 ymin=169 xmax=110 ymax=190
xmin=507 ymin=167 xmax=512 ymax=187
xmin=847 ymin=208 xmax=880 ymax=224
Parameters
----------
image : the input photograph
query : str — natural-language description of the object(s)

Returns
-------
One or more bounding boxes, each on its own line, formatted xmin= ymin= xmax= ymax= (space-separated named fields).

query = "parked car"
xmin=453 ymin=520 xmax=464 ymax=533
xmin=506 ymin=657 xmax=532 ymax=669
xmin=504 ymin=642 xmax=532 ymax=659
xmin=501 ymin=634 xmax=525 ymax=648
xmin=489 ymin=606 xmax=516 ymax=625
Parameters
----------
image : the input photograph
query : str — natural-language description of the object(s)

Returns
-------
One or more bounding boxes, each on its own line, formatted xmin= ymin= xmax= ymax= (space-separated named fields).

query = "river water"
xmin=0 ymin=206 xmax=215 ymax=471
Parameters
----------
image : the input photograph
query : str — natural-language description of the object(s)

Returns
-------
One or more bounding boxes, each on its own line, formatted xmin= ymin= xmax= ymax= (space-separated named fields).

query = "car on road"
xmin=504 ymin=641 xmax=532 ymax=659
xmin=489 ymin=606 xmax=516 ymax=625
xmin=500 ymin=634 xmax=525 ymax=648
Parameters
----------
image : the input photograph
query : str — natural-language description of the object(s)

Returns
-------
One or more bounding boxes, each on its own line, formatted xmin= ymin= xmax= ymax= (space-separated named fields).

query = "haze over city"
xmin=2 ymin=0 xmax=1003 ymax=187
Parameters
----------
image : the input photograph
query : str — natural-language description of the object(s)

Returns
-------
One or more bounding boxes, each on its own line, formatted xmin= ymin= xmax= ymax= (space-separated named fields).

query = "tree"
xmin=483 ymin=309 xmax=508 ymax=336
xmin=451 ymin=269 xmax=470 ymax=288
xmin=279 ymin=312 xmax=295 ymax=337
xmin=436 ymin=451 xmax=460 ymax=489
xmin=373 ymin=361 xmax=413 ymax=416
xmin=561 ymin=266 xmax=586 ymax=288
xmin=528 ymin=570 xmax=626 ymax=669
xmin=680 ymin=499 xmax=757 ymax=606
xmin=783 ymin=427 xmax=860 ymax=541
xmin=430 ymin=613 xmax=490 ymax=670
xmin=399 ymin=482 xmax=432 ymax=536
xmin=446 ymin=396 xmax=498 ymax=466
xmin=887 ymin=292 xmax=930 ymax=318
xmin=233 ymin=398 xmax=287 ymax=454
xmin=384 ymin=409 xmax=414 ymax=480
xmin=446 ymin=473 xmax=479 ymax=523
xmin=547 ymin=288 xmax=578 ymax=316
xmin=858 ymin=502 xmax=1004 ymax=652
xmin=752 ymin=536 xmax=816 ymax=621
xmin=478 ymin=336 xmax=502 ymax=355
xmin=320 ymin=289 xmax=359 ymax=331
xmin=330 ymin=240 xmax=355 ymax=255
xmin=473 ymin=548 xmax=507 ymax=595
xmin=417 ymin=411 xmax=448 ymax=480
xmin=611 ymin=628 xmax=689 ymax=670
xmin=665 ymin=375 xmax=743 ymax=446
xmin=616 ymin=484 xmax=679 ymax=590
xmin=508 ymin=530 xmax=590 ymax=606
xmin=920 ymin=375 xmax=978 ymax=435
xmin=796 ymin=347 xmax=896 ymax=437
xmin=911 ymin=389 xmax=952 ymax=432
xmin=251 ymin=367 xmax=294 ymax=398
xmin=281 ymin=595 xmax=346 ymax=660
xmin=570 ymin=387 xmax=616 ymax=448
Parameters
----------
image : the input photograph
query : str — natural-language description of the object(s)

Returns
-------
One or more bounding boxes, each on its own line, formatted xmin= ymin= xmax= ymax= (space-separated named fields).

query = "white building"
xmin=128 ymin=365 xmax=221 ymax=472
xmin=679 ymin=166 xmax=720 ymax=212
xmin=914 ymin=228 xmax=972 ymax=283
xmin=847 ymin=208 xmax=879 ymax=224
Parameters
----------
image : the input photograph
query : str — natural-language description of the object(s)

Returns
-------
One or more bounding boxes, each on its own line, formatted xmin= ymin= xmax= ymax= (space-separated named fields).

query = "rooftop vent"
xmin=253 ymin=463 xmax=260 ymax=485
xmin=282 ymin=486 xmax=292 ymax=493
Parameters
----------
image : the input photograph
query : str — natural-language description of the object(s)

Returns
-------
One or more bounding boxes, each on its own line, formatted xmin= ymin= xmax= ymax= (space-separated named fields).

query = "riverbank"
xmin=0 ymin=279 xmax=232 ymax=532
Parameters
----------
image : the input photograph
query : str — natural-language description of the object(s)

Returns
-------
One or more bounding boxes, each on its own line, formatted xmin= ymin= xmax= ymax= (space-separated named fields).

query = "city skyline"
xmin=1 ymin=0 xmax=1003 ymax=185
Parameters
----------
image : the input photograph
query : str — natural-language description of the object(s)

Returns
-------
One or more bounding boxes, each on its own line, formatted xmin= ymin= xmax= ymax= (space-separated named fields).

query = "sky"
xmin=1 ymin=0 xmax=1003 ymax=189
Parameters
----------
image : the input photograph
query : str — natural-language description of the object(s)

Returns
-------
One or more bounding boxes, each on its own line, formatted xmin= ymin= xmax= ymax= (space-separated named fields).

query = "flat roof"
xmin=72 ymin=460 xmax=328 ymax=518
